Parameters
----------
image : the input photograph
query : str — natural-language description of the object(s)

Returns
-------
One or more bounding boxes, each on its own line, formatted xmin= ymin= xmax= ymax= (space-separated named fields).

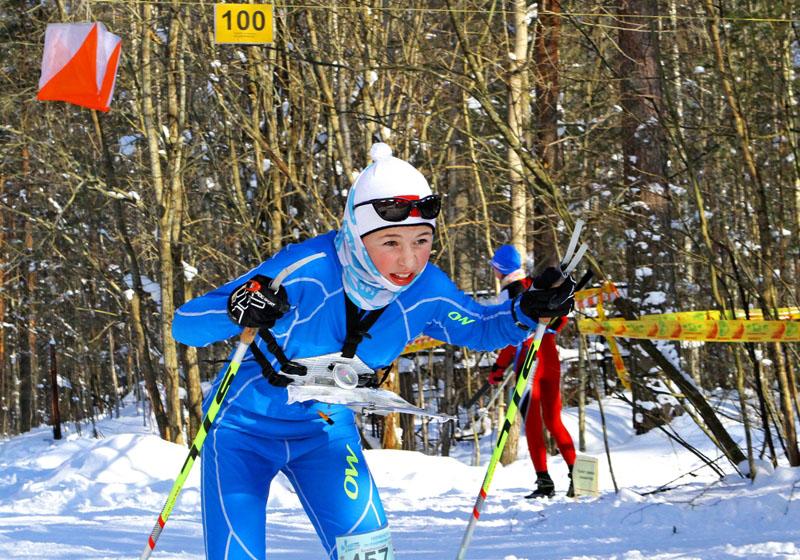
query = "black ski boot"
xmin=525 ymin=471 xmax=555 ymax=499
xmin=566 ymin=464 xmax=575 ymax=498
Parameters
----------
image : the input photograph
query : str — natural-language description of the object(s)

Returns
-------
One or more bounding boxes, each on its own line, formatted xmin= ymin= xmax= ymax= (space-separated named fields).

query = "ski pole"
xmin=465 ymin=381 xmax=492 ymax=411
xmin=466 ymin=365 xmax=517 ymax=438
xmin=455 ymin=321 xmax=547 ymax=560
xmin=140 ymin=326 xmax=255 ymax=560
xmin=140 ymin=254 xmax=324 ymax=559
xmin=455 ymin=228 xmax=590 ymax=560
xmin=455 ymin=274 xmax=592 ymax=560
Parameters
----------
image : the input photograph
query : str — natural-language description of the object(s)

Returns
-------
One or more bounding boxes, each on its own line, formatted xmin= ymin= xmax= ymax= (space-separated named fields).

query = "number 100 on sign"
xmin=215 ymin=3 xmax=273 ymax=44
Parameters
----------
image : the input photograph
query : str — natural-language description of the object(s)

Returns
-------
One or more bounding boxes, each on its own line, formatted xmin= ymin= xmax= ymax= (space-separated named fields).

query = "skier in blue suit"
xmin=172 ymin=143 xmax=575 ymax=559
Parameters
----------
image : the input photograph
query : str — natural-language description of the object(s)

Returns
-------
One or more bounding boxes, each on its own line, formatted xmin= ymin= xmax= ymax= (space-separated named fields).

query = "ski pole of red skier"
xmin=140 ymin=254 xmax=321 ymax=560
xmin=455 ymin=222 xmax=589 ymax=560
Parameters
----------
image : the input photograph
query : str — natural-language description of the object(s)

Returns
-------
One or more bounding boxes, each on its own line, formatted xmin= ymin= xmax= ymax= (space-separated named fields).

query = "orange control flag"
xmin=37 ymin=22 xmax=122 ymax=112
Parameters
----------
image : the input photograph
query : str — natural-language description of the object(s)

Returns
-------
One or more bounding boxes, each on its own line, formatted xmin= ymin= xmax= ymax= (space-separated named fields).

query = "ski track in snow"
xmin=0 ymin=394 xmax=798 ymax=559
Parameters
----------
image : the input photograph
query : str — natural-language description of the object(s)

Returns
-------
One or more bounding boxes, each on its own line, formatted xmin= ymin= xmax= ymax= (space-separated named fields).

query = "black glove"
xmin=548 ymin=315 xmax=568 ymax=333
xmin=488 ymin=365 xmax=505 ymax=386
xmin=519 ymin=266 xmax=575 ymax=321
xmin=264 ymin=368 xmax=294 ymax=388
xmin=227 ymin=274 xmax=290 ymax=328
xmin=266 ymin=360 xmax=307 ymax=388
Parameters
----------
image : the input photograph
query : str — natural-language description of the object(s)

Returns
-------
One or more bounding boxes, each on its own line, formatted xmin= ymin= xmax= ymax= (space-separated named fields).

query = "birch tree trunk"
xmin=500 ymin=0 xmax=530 ymax=466
xmin=19 ymin=146 xmax=37 ymax=432
xmin=181 ymin=276 xmax=204 ymax=443
xmin=140 ymin=2 xmax=186 ymax=444
xmin=108 ymin=329 xmax=120 ymax=419
xmin=0 ymin=175 xmax=6 ymax=435
xmin=306 ymin=10 xmax=354 ymax=182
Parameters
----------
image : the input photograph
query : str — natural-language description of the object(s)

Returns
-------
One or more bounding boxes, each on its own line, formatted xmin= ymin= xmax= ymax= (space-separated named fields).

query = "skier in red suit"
xmin=488 ymin=245 xmax=577 ymax=498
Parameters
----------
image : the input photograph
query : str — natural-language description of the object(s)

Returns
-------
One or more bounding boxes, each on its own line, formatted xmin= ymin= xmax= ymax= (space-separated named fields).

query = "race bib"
xmin=335 ymin=525 xmax=394 ymax=560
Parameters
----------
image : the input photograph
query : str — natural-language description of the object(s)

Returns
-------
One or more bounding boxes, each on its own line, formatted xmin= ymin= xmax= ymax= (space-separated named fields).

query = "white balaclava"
xmin=334 ymin=143 xmax=436 ymax=309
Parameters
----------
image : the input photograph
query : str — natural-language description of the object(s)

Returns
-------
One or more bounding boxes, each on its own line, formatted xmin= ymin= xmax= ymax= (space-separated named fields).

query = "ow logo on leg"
xmin=344 ymin=443 xmax=359 ymax=500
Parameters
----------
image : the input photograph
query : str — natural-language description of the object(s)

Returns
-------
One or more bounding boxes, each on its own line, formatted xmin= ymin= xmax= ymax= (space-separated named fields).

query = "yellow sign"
xmin=214 ymin=3 xmax=273 ymax=45
xmin=401 ymin=334 xmax=444 ymax=355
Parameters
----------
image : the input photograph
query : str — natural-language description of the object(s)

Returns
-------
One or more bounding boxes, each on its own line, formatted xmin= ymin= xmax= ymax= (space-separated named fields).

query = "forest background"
xmin=0 ymin=0 xmax=798 ymax=476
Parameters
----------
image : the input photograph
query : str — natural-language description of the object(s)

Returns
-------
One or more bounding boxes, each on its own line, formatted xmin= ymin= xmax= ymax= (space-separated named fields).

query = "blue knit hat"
xmin=490 ymin=245 xmax=522 ymax=276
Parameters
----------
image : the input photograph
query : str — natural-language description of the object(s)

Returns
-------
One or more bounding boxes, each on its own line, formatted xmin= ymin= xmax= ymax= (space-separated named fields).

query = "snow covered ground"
xmin=0 ymin=392 xmax=798 ymax=560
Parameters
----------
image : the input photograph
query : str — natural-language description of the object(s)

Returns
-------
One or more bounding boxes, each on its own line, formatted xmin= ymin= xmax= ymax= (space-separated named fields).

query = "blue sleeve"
xmin=420 ymin=267 xmax=535 ymax=352
xmin=172 ymin=239 xmax=327 ymax=347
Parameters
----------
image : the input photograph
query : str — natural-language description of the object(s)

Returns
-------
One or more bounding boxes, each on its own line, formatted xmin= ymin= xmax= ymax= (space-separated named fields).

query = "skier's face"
xmin=362 ymin=225 xmax=433 ymax=286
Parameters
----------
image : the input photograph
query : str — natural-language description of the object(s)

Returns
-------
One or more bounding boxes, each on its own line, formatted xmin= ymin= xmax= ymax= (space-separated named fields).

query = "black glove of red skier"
xmin=488 ymin=365 xmax=505 ymax=386
xmin=547 ymin=316 xmax=568 ymax=333
xmin=519 ymin=266 xmax=575 ymax=322
xmin=227 ymin=274 xmax=290 ymax=329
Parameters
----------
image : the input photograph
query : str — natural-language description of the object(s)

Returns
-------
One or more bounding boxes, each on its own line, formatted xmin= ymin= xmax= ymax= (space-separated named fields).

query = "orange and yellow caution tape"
xmin=575 ymin=282 xmax=621 ymax=310
xmin=578 ymin=313 xmax=800 ymax=343
xmin=593 ymin=283 xmax=630 ymax=389
xmin=637 ymin=307 xmax=800 ymax=322
xmin=576 ymin=281 xmax=800 ymax=388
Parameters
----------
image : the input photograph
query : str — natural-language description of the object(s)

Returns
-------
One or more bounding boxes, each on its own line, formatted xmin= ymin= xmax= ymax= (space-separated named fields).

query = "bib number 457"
xmin=336 ymin=526 xmax=394 ymax=560
xmin=351 ymin=548 xmax=390 ymax=560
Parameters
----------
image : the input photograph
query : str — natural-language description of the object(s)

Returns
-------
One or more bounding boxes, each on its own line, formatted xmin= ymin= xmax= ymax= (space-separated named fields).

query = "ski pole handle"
xmin=518 ymin=270 xmax=593 ymax=406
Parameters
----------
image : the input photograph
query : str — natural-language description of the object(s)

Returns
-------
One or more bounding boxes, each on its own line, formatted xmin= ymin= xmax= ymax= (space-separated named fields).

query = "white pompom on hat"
xmin=352 ymin=143 xmax=436 ymax=237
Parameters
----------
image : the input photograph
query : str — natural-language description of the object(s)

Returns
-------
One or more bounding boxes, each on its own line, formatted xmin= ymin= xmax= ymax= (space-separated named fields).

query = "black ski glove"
xmin=547 ymin=315 xmax=568 ymax=333
xmin=488 ymin=364 xmax=505 ymax=386
xmin=227 ymin=274 xmax=290 ymax=329
xmin=519 ymin=266 xmax=576 ymax=322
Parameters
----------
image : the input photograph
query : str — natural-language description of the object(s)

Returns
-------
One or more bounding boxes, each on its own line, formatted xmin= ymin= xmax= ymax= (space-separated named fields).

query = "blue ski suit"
xmin=172 ymin=231 xmax=532 ymax=559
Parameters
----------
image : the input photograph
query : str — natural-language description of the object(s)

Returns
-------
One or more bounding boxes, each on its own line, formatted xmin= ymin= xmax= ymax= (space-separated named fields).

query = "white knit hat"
xmin=352 ymin=143 xmax=436 ymax=237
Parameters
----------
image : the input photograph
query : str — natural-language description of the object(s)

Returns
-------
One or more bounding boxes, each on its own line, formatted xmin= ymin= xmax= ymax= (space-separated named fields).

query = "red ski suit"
xmin=491 ymin=279 xmax=576 ymax=472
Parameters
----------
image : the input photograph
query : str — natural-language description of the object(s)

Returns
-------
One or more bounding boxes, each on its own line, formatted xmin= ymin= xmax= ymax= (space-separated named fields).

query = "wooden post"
xmin=49 ymin=339 xmax=62 ymax=440
xmin=109 ymin=329 xmax=120 ymax=419
xmin=380 ymin=364 xmax=400 ymax=450
xmin=399 ymin=366 xmax=416 ymax=451
xmin=577 ymin=336 xmax=587 ymax=452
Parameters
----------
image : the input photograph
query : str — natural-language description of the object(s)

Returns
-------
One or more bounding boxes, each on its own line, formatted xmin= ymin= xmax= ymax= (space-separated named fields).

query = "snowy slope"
xmin=0 ymin=393 xmax=798 ymax=560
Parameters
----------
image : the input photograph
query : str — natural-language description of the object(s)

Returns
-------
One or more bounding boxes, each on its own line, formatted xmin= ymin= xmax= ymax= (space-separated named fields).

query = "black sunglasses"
xmin=355 ymin=194 xmax=441 ymax=222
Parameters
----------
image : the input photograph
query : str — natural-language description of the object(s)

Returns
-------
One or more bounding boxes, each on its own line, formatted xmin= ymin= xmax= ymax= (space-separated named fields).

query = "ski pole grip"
xmin=574 ymin=270 xmax=594 ymax=292
xmin=540 ymin=270 xmax=593 ymax=327
xmin=269 ymin=252 xmax=326 ymax=293
xmin=241 ymin=326 xmax=257 ymax=345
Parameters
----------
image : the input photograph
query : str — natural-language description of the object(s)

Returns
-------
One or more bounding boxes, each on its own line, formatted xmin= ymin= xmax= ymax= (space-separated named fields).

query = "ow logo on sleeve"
xmin=448 ymin=310 xmax=475 ymax=326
